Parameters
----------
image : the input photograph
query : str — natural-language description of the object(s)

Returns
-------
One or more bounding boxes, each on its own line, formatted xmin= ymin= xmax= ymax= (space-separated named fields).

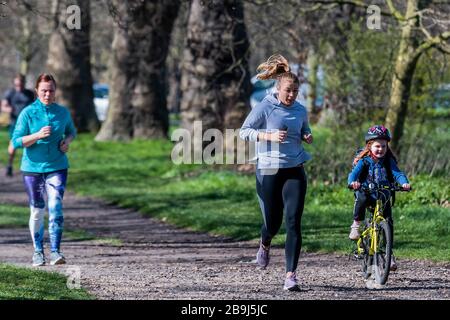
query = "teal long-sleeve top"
xmin=12 ymin=99 xmax=77 ymax=173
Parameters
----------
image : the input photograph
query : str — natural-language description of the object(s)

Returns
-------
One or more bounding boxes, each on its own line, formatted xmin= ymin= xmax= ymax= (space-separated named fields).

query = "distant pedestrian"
xmin=1 ymin=74 xmax=35 ymax=176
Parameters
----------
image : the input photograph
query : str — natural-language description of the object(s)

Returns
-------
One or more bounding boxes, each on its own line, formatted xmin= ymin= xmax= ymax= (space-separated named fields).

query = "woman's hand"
xmin=22 ymin=125 xmax=54 ymax=148
xmin=7 ymin=141 xmax=14 ymax=155
xmin=267 ymin=130 xmax=287 ymax=143
xmin=302 ymin=133 xmax=313 ymax=144
xmin=37 ymin=126 xmax=51 ymax=139
xmin=1 ymin=100 xmax=12 ymax=114
xmin=59 ymin=139 xmax=70 ymax=153
xmin=259 ymin=130 xmax=287 ymax=143
xmin=350 ymin=181 xmax=361 ymax=190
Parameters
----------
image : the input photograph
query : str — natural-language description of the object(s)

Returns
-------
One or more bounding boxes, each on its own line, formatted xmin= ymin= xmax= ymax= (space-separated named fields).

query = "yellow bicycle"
xmin=354 ymin=183 xmax=407 ymax=285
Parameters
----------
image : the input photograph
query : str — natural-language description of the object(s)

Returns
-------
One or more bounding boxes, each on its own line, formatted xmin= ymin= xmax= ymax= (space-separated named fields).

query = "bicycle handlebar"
xmin=348 ymin=183 xmax=412 ymax=193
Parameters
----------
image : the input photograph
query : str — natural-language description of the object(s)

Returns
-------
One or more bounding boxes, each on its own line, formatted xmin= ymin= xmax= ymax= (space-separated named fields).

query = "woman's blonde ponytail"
xmin=256 ymin=54 xmax=290 ymax=80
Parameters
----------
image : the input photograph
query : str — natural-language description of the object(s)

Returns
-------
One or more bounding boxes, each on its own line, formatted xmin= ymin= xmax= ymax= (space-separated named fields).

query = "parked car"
xmin=93 ymin=83 xmax=109 ymax=121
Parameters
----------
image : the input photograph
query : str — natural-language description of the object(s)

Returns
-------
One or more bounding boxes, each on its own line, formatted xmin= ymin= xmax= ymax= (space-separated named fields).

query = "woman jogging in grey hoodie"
xmin=240 ymin=54 xmax=313 ymax=291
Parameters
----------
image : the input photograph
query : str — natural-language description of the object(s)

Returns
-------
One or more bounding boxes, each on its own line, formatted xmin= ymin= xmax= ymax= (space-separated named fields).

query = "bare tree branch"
xmin=415 ymin=31 xmax=450 ymax=58
xmin=418 ymin=10 xmax=434 ymax=40
xmin=246 ymin=0 xmax=340 ymax=13
xmin=0 ymin=1 xmax=6 ymax=17
xmin=16 ymin=0 xmax=53 ymax=19
xmin=435 ymin=44 xmax=450 ymax=55
xmin=386 ymin=0 xmax=405 ymax=21
xmin=303 ymin=0 xmax=393 ymax=16
xmin=243 ymin=0 xmax=276 ymax=5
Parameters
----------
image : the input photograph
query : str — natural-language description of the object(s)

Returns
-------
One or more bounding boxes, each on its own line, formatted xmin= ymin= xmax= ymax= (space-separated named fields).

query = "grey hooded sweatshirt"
xmin=239 ymin=93 xmax=312 ymax=169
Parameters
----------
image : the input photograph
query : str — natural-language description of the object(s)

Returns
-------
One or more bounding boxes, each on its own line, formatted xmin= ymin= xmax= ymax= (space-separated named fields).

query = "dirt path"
xmin=0 ymin=172 xmax=449 ymax=300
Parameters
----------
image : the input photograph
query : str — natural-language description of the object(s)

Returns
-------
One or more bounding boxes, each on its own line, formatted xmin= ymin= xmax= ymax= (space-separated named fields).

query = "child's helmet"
xmin=365 ymin=125 xmax=391 ymax=142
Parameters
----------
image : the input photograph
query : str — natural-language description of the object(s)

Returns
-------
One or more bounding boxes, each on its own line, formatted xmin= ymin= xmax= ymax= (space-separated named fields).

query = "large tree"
xmin=244 ymin=0 xmax=365 ymax=121
xmin=0 ymin=1 xmax=51 ymax=88
xmin=95 ymin=0 xmax=180 ymax=141
xmin=302 ymin=0 xmax=450 ymax=150
xmin=180 ymin=0 xmax=252 ymax=136
xmin=47 ymin=0 xmax=99 ymax=132
xmin=383 ymin=0 xmax=450 ymax=151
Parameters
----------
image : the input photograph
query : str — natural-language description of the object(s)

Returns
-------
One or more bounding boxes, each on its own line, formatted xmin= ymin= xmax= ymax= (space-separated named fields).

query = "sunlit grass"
xmin=1 ymin=127 xmax=448 ymax=262
xmin=0 ymin=264 xmax=94 ymax=300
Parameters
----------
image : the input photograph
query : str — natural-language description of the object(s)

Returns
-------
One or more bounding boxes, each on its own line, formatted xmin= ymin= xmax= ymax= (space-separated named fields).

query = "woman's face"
xmin=370 ymin=139 xmax=387 ymax=158
xmin=36 ymin=81 xmax=56 ymax=106
xmin=277 ymin=78 xmax=299 ymax=106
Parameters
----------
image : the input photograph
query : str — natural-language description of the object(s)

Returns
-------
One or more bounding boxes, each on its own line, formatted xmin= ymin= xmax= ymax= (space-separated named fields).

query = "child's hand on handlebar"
xmin=302 ymin=133 xmax=313 ymax=144
xmin=350 ymin=181 xmax=361 ymax=190
xmin=402 ymin=183 xmax=411 ymax=191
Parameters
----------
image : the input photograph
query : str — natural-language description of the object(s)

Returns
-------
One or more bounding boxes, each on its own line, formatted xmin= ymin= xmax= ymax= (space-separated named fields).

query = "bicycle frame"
xmin=356 ymin=198 xmax=385 ymax=256
xmin=351 ymin=183 xmax=409 ymax=285
xmin=356 ymin=186 xmax=392 ymax=256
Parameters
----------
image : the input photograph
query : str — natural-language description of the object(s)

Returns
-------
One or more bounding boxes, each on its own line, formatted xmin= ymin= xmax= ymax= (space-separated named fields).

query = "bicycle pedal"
xmin=349 ymin=249 xmax=362 ymax=260
xmin=353 ymin=253 xmax=363 ymax=260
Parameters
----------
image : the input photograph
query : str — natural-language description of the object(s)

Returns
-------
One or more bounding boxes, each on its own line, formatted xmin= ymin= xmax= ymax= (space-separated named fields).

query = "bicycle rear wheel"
xmin=373 ymin=220 xmax=392 ymax=285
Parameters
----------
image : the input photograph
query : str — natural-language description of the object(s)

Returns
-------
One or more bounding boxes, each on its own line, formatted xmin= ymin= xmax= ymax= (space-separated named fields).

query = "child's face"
xmin=370 ymin=139 xmax=387 ymax=158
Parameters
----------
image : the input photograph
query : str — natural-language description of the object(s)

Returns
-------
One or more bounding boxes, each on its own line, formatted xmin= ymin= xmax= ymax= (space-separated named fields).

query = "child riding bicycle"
xmin=348 ymin=125 xmax=411 ymax=271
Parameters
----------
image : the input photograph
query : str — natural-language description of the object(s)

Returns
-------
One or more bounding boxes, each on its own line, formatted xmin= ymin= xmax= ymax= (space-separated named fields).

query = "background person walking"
xmin=11 ymin=73 xmax=76 ymax=266
xmin=1 ymin=74 xmax=35 ymax=177
xmin=240 ymin=54 xmax=313 ymax=291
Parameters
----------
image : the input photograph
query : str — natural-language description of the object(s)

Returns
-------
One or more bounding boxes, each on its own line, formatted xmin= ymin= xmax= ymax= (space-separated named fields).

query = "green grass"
xmin=0 ymin=202 xmax=97 ymax=242
xmin=0 ymin=264 xmax=94 ymax=300
xmin=1 ymin=127 xmax=448 ymax=262
xmin=0 ymin=202 xmax=102 ymax=300
xmin=300 ymin=204 xmax=450 ymax=261
xmin=0 ymin=203 xmax=29 ymax=228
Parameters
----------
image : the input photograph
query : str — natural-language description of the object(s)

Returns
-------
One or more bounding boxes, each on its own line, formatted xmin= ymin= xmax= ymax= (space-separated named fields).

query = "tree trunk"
xmin=19 ymin=16 xmax=31 ymax=76
xmin=167 ymin=64 xmax=182 ymax=114
xmin=385 ymin=0 xmax=421 ymax=152
xmin=96 ymin=0 xmax=179 ymax=141
xmin=180 ymin=0 xmax=251 ymax=136
xmin=166 ymin=2 xmax=188 ymax=115
xmin=306 ymin=48 xmax=318 ymax=114
xmin=47 ymin=0 xmax=99 ymax=133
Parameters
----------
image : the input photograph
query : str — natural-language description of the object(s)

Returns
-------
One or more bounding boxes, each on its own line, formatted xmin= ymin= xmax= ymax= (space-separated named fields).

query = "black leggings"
xmin=353 ymin=190 xmax=394 ymax=245
xmin=256 ymin=166 xmax=307 ymax=273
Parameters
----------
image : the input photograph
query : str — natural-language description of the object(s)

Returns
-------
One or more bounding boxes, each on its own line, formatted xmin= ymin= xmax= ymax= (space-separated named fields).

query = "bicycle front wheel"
xmin=373 ymin=220 xmax=392 ymax=285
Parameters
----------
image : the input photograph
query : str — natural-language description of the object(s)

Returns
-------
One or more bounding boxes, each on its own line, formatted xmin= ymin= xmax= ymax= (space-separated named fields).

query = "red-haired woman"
xmin=12 ymin=74 xmax=76 ymax=267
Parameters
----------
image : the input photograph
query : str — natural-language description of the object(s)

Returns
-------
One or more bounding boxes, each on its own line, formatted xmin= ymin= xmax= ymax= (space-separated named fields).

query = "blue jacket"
xmin=12 ymin=99 xmax=77 ymax=173
xmin=239 ymin=93 xmax=312 ymax=169
xmin=348 ymin=156 xmax=409 ymax=186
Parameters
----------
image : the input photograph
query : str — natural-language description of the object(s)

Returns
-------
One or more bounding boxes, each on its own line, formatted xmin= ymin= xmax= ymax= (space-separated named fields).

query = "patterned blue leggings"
xmin=23 ymin=170 xmax=67 ymax=253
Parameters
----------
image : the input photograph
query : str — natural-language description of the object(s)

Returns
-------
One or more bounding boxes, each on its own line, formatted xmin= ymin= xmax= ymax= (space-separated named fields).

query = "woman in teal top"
xmin=12 ymin=73 xmax=76 ymax=267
